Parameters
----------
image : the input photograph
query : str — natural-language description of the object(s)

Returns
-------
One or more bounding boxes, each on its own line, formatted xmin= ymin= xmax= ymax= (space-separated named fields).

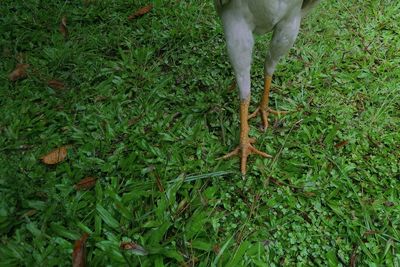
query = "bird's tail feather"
xmin=215 ymin=0 xmax=319 ymax=17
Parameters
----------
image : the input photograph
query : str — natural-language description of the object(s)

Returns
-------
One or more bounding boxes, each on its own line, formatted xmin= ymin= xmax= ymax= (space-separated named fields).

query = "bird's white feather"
xmin=216 ymin=0 xmax=310 ymax=99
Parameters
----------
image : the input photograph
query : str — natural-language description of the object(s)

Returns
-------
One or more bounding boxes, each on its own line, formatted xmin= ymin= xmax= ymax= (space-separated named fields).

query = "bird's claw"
xmin=218 ymin=138 xmax=272 ymax=175
xmin=249 ymin=107 xmax=289 ymax=131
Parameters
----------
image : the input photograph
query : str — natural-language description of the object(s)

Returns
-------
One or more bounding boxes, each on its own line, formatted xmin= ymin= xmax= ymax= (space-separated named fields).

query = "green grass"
xmin=1 ymin=0 xmax=399 ymax=266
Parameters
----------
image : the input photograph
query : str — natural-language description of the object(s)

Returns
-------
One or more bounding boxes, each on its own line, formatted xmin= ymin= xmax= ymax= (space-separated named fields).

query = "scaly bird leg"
xmin=219 ymin=98 xmax=272 ymax=175
xmin=249 ymin=75 xmax=288 ymax=131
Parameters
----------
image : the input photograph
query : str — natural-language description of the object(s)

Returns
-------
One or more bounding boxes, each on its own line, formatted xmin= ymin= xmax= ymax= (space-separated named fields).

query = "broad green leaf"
xmin=191 ymin=239 xmax=213 ymax=252
xmin=148 ymin=221 xmax=171 ymax=245
xmin=226 ymin=241 xmax=251 ymax=266
xmin=96 ymin=204 xmax=119 ymax=229
xmin=161 ymin=249 xmax=184 ymax=262
xmin=50 ymin=223 xmax=79 ymax=240
xmin=326 ymin=250 xmax=339 ymax=267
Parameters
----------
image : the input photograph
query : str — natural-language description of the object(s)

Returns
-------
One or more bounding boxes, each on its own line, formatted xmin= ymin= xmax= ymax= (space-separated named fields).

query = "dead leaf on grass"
xmin=48 ymin=80 xmax=65 ymax=90
xmin=334 ymin=140 xmax=349 ymax=148
xmin=349 ymin=250 xmax=357 ymax=267
xmin=120 ymin=242 xmax=148 ymax=256
xmin=41 ymin=146 xmax=69 ymax=165
xmin=9 ymin=64 xmax=29 ymax=81
xmin=155 ymin=175 xmax=164 ymax=192
xmin=72 ymin=233 xmax=89 ymax=267
xmin=60 ymin=16 xmax=68 ymax=39
xmin=74 ymin=177 xmax=97 ymax=190
xmin=128 ymin=4 xmax=153 ymax=20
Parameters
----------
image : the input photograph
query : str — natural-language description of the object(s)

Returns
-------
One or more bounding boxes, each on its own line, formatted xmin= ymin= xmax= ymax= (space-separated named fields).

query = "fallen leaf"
xmin=349 ymin=244 xmax=358 ymax=267
xmin=120 ymin=242 xmax=148 ymax=256
xmin=9 ymin=64 xmax=29 ymax=81
xmin=74 ymin=177 xmax=97 ymax=190
xmin=349 ymin=251 xmax=357 ymax=267
xmin=48 ymin=80 xmax=65 ymax=90
xmin=334 ymin=140 xmax=349 ymax=148
xmin=128 ymin=4 xmax=153 ymax=20
xmin=72 ymin=233 xmax=89 ymax=267
xmin=41 ymin=146 xmax=69 ymax=165
xmin=155 ymin=174 xmax=164 ymax=192
xmin=60 ymin=16 xmax=68 ymax=39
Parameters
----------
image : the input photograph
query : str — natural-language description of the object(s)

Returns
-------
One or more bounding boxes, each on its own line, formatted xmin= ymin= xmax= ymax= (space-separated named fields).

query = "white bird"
xmin=215 ymin=0 xmax=321 ymax=175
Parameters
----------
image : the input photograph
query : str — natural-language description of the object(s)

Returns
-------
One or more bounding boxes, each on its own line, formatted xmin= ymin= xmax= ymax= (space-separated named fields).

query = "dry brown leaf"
xmin=128 ymin=4 xmax=153 ymax=20
xmin=9 ymin=64 xmax=29 ymax=81
xmin=155 ymin=175 xmax=164 ymax=192
xmin=60 ymin=16 xmax=68 ymax=39
xmin=74 ymin=177 xmax=97 ymax=190
xmin=349 ymin=251 xmax=357 ymax=267
xmin=349 ymin=244 xmax=358 ymax=267
xmin=334 ymin=140 xmax=349 ymax=148
xmin=48 ymin=80 xmax=65 ymax=90
xmin=120 ymin=242 xmax=148 ymax=256
xmin=41 ymin=146 xmax=69 ymax=165
xmin=72 ymin=233 xmax=89 ymax=267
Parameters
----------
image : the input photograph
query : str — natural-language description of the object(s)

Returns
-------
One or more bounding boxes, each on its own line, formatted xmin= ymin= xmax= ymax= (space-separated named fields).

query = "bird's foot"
xmin=218 ymin=137 xmax=272 ymax=175
xmin=249 ymin=107 xmax=288 ymax=131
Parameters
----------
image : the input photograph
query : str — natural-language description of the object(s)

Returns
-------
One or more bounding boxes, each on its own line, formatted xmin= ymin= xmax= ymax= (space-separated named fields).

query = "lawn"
xmin=1 ymin=0 xmax=399 ymax=266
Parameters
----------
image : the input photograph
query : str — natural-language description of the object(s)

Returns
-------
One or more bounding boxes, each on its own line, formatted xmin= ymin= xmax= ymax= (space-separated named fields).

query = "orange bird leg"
xmin=219 ymin=98 xmax=272 ymax=175
xmin=249 ymin=75 xmax=288 ymax=130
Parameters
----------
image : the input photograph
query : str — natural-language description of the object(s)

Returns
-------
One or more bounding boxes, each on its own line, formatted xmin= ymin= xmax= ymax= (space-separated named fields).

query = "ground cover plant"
xmin=0 ymin=0 xmax=399 ymax=266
